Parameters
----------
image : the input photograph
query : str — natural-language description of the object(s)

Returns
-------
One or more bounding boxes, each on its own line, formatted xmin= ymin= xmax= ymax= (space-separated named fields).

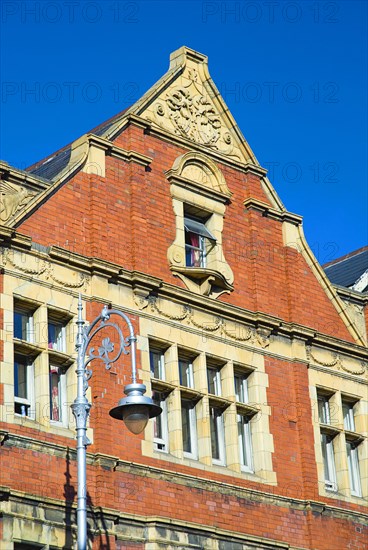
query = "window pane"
xmin=207 ymin=368 xmax=221 ymax=396
xmin=210 ymin=406 xmax=224 ymax=462
xmin=238 ymin=415 xmax=253 ymax=470
xmin=235 ymin=374 xmax=249 ymax=403
xmin=179 ymin=359 xmax=193 ymax=388
xmin=185 ymin=232 xmax=205 ymax=268
xmin=321 ymin=433 xmax=336 ymax=488
xmin=342 ymin=402 xmax=355 ymax=431
xmin=14 ymin=311 xmax=32 ymax=341
xmin=152 ymin=392 xmax=168 ymax=452
xmin=50 ymin=366 xmax=62 ymax=422
xmin=318 ymin=396 xmax=330 ymax=424
xmin=48 ymin=322 xmax=65 ymax=352
xmin=182 ymin=401 xmax=192 ymax=453
xmin=14 ymin=360 xmax=28 ymax=399
xmin=346 ymin=442 xmax=362 ymax=496
xmin=181 ymin=399 xmax=196 ymax=456
xmin=210 ymin=408 xmax=220 ymax=459
xmin=14 ymin=357 xmax=31 ymax=417
xmin=150 ymin=350 xmax=165 ymax=380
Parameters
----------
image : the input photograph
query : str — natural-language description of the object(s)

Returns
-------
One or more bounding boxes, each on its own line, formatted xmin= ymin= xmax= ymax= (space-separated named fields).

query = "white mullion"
xmin=325 ymin=436 xmax=337 ymax=490
xmin=212 ymin=407 xmax=225 ymax=466
xmin=182 ymin=399 xmax=198 ymax=460
xmin=347 ymin=442 xmax=362 ymax=497
xmin=27 ymin=361 xmax=35 ymax=419
xmin=238 ymin=415 xmax=253 ymax=472
xmin=153 ymin=395 xmax=169 ymax=452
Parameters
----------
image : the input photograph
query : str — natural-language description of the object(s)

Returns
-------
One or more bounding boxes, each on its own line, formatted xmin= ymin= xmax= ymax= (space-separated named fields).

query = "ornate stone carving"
xmin=306 ymin=345 xmax=367 ymax=377
xmin=165 ymin=84 xmax=221 ymax=146
xmin=0 ymin=248 xmax=90 ymax=290
xmin=146 ymin=295 xmax=270 ymax=348
xmin=144 ymin=67 xmax=242 ymax=160
xmin=0 ymin=181 xmax=35 ymax=222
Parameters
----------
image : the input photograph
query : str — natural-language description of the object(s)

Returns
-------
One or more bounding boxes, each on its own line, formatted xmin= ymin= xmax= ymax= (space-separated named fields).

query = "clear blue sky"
xmin=1 ymin=0 xmax=367 ymax=263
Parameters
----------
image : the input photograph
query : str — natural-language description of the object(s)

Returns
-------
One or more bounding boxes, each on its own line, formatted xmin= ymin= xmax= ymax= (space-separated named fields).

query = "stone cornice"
xmin=1 ymin=231 xmax=367 ymax=361
xmin=0 ymin=435 xmax=366 ymax=525
xmin=87 ymin=134 xmax=153 ymax=167
xmin=0 ymin=226 xmax=32 ymax=248
xmin=165 ymin=173 xmax=231 ymax=204
xmin=131 ymin=276 xmax=367 ymax=361
xmin=125 ymin=114 xmax=265 ymax=174
xmin=0 ymin=161 xmax=50 ymax=191
xmin=332 ymin=284 xmax=368 ymax=306
xmin=244 ymin=198 xmax=303 ymax=225
xmin=0 ymin=486 xmax=291 ymax=549
xmin=242 ymin=163 xmax=268 ymax=178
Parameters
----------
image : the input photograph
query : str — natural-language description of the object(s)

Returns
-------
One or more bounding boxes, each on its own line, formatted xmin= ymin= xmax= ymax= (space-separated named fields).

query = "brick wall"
xmin=18 ymin=125 xmax=354 ymax=343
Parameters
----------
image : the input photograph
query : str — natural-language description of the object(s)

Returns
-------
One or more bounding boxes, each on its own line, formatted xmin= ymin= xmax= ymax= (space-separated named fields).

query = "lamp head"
xmin=109 ymin=383 xmax=162 ymax=434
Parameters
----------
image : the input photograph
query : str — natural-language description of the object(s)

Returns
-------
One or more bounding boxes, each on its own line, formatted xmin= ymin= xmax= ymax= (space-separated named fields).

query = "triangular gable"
xmin=2 ymin=46 xmax=286 ymax=228
xmin=103 ymin=46 xmax=258 ymax=166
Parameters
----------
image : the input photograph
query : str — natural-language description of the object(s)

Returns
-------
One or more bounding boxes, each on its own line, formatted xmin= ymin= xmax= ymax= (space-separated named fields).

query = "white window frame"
xmin=48 ymin=320 xmax=66 ymax=353
xmin=321 ymin=433 xmax=337 ymax=491
xmin=346 ymin=441 xmax=362 ymax=497
xmin=210 ymin=405 xmax=226 ymax=466
xmin=207 ymin=367 xmax=222 ymax=397
xmin=342 ymin=401 xmax=355 ymax=431
xmin=184 ymin=216 xmax=216 ymax=269
xmin=179 ymin=358 xmax=194 ymax=388
xmin=234 ymin=373 xmax=249 ymax=404
xmin=181 ymin=398 xmax=198 ymax=460
xmin=49 ymin=365 xmax=68 ymax=427
xmin=185 ymin=232 xmax=207 ymax=268
xmin=318 ymin=395 xmax=331 ymax=424
xmin=14 ymin=309 xmax=34 ymax=343
xmin=149 ymin=349 xmax=166 ymax=380
xmin=14 ymin=356 xmax=35 ymax=419
xmin=238 ymin=414 xmax=254 ymax=473
xmin=152 ymin=392 xmax=169 ymax=453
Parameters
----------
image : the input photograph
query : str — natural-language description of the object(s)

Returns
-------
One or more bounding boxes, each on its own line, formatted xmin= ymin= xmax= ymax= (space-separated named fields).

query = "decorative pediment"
xmin=166 ymin=152 xmax=232 ymax=199
xmin=138 ymin=47 xmax=254 ymax=164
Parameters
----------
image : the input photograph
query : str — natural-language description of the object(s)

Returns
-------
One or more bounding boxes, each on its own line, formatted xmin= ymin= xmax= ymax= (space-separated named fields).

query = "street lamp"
xmin=71 ymin=296 xmax=161 ymax=550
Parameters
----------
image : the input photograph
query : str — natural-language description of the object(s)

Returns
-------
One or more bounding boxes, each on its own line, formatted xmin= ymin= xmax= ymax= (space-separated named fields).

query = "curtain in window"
xmin=50 ymin=367 xmax=60 ymax=421
xmin=186 ymin=232 xmax=201 ymax=267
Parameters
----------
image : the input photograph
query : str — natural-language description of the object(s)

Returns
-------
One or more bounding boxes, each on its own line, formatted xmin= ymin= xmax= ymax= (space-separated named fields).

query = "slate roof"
xmin=28 ymin=147 xmax=72 ymax=180
xmin=323 ymin=247 xmax=368 ymax=290
xmin=25 ymin=108 xmax=128 ymax=182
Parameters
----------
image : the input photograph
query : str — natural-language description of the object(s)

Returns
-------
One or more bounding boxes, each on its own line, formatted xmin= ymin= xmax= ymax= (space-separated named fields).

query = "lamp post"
xmin=71 ymin=296 xmax=161 ymax=550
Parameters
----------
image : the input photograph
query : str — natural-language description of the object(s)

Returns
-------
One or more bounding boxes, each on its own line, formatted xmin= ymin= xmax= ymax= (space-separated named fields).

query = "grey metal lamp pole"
xmin=71 ymin=296 xmax=161 ymax=550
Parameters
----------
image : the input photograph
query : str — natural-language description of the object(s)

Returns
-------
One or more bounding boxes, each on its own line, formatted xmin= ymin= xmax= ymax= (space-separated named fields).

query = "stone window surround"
xmin=166 ymin=152 xmax=234 ymax=299
xmin=139 ymin=326 xmax=276 ymax=485
xmin=2 ymin=294 xmax=75 ymax=433
xmin=310 ymin=377 xmax=367 ymax=503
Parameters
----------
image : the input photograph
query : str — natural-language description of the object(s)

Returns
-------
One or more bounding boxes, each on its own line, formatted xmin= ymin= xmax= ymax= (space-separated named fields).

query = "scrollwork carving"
xmin=148 ymin=295 xmax=270 ymax=348
xmin=0 ymin=248 xmax=89 ymax=290
xmin=165 ymin=86 xmax=221 ymax=147
xmin=306 ymin=345 xmax=367 ymax=376
xmin=144 ymin=68 xmax=242 ymax=159
xmin=0 ymin=181 xmax=35 ymax=222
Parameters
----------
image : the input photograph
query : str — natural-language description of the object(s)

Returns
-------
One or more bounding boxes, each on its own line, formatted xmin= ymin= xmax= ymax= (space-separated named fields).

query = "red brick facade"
xmin=0 ymin=47 xmax=366 ymax=549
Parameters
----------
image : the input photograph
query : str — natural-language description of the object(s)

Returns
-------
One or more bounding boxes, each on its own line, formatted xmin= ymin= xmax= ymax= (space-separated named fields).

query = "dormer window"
xmin=184 ymin=216 xmax=216 ymax=268
xmin=166 ymin=152 xmax=234 ymax=299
